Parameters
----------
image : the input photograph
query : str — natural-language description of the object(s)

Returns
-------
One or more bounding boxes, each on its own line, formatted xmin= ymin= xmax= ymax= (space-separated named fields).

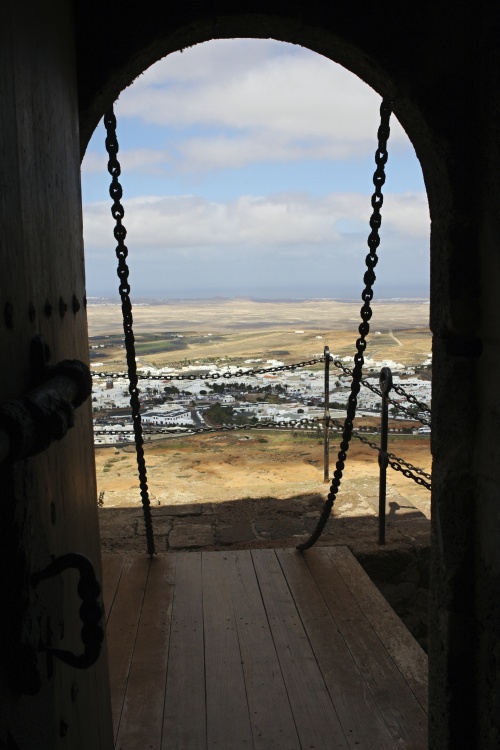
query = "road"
xmin=389 ymin=329 xmax=403 ymax=346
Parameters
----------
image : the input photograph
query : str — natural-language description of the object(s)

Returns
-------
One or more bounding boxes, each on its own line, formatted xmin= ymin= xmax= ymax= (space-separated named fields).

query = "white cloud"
xmin=130 ymin=39 xmax=277 ymax=86
xmin=82 ymin=41 xmax=428 ymax=298
xmin=381 ymin=192 xmax=430 ymax=237
xmin=122 ymin=41 xmax=400 ymax=140
xmin=175 ymin=133 xmax=375 ymax=172
xmin=113 ymin=40 xmax=409 ymax=172
xmin=83 ymin=190 xmax=429 ymax=253
xmin=82 ymin=152 xmax=108 ymax=173
xmin=82 ymin=148 xmax=169 ymax=174
xmin=83 ymin=132 xmax=382 ymax=177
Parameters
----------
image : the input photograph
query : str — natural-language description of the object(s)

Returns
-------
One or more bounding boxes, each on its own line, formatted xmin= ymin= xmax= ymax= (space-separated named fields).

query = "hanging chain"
xmin=297 ymin=99 xmax=392 ymax=551
xmin=104 ymin=107 xmax=155 ymax=557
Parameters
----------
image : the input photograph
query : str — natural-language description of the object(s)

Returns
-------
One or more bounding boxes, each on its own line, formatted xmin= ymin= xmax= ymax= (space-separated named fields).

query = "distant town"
xmin=92 ymin=352 xmax=431 ymax=446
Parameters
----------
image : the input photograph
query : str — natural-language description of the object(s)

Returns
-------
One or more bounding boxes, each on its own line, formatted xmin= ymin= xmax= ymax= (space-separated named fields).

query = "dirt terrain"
xmin=96 ymin=430 xmax=431 ymax=553
xmin=88 ymin=298 xmax=430 ymax=337
xmin=88 ymin=298 xmax=431 ymax=370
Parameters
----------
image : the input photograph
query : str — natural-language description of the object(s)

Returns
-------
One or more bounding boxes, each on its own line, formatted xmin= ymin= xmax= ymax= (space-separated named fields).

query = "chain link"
xmin=388 ymin=454 xmax=431 ymax=482
xmin=391 ymin=380 xmax=431 ymax=413
xmin=104 ymin=107 xmax=155 ymax=557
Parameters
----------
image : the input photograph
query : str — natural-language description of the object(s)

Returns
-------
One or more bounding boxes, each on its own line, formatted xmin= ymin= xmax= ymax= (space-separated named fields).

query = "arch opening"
xmin=82 ymin=39 xmax=430 ymax=304
xmin=83 ymin=39 xmax=432 ymax=552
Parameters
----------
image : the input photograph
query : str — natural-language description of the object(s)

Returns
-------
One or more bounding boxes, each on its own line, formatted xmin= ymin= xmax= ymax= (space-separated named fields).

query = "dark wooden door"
xmin=0 ymin=1 xmax=114 ymax=747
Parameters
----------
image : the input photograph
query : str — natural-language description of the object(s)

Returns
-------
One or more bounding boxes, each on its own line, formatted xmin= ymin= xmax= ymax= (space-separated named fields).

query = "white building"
xmin=142 ymin=408 xmax=194 ymax=426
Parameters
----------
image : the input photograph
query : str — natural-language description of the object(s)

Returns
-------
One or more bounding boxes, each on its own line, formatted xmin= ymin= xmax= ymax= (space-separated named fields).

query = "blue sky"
xmin=81 ymin=39 xmax=429 ymax=300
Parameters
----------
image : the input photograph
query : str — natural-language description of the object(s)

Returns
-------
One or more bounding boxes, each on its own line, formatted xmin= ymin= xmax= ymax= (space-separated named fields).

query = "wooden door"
xmin=0 ymin=1 xmax=114 ymax=747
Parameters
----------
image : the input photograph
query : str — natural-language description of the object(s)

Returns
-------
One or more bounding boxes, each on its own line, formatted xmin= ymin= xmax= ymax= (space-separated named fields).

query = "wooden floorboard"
xmin=101 ymin=553 xmax=125 ymax=624
xmin=252 ymin=549 xmax=348 ymax=749
xmin=115 ymin=556 xmax=175 ymax=750
xmin=215 ymin=551 xmax=301 ymax=750
xmin=105 ymin=555 xmax=150 ymax=742
xmin=162 ymin=552 xmax=206 ymax=750
xmin=303 ymin=548 xmax=427 ymax=750
xmin=327 ymin=546 xmax=428 ymax=711
xmin=102 ymin=548 xmax=428 ymax=750
xmin=277 ymin=548 xmax=400 ymax=749
xmin=203 ymin=551 xmax=254 ymax=749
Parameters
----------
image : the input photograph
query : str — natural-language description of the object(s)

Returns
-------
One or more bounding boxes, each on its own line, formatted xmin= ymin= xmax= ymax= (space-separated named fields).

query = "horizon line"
xmin=86 ymin=294 xmax=430 ymax=305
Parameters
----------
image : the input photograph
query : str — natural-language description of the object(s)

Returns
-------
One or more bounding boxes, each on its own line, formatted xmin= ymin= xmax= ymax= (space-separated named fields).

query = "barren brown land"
xmin=96 ymin=430 xmax=431 ymax=520
xmin=88 ymin=297 xmax=430 ymax=370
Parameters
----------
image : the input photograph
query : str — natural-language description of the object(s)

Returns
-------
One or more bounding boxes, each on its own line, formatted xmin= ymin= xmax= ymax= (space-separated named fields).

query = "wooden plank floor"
xmin=103 ymin=547 xmax=428 ymax=750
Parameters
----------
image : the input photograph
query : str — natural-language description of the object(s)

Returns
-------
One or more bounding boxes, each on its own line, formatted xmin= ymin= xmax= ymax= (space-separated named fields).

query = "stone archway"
xmin=73 ymin=4 xmax=498 ymax=748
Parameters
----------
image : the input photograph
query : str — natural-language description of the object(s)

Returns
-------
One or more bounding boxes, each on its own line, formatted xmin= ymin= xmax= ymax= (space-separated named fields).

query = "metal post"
xmin=324 ymin=346 xmax=330 ymax=482
xmin=378 ymin=367 xmax=393 ymax=544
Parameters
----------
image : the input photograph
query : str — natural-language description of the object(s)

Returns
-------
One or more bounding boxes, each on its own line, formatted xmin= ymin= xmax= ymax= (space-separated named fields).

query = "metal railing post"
xmin=323 ymin=346 xmax=330 ymax=482
xmin=378 ymin=367 xmax=393 ymax=544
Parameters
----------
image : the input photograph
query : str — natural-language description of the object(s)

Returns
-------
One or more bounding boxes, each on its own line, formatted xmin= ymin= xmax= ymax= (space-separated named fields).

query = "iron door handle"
xmin=31 ymin=553 xmax=104 ymax=669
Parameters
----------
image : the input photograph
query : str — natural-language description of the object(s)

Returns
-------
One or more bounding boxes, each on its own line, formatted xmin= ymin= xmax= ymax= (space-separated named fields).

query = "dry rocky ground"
xmin=95 ymin=430 xmax=431 ymax=551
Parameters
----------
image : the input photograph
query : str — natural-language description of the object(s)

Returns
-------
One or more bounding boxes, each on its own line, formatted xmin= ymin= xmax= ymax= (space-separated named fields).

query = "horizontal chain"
xmin=391 ymin=380 xmax=431 ymax=413
xmin=387 ymin=454 xmax=431 ymax=481
xmin=388 ymin=461 xmax=432 ymax=490
xmin=95 ymin=413 xmax=431 ymax=489
xmin=331 ymin=358 xmax=431 ymax=426
xmin=91 ymin=358 xmax=324 ymax=382
xmin=332 ymin=417 xmax=431 ymax=477
xmin=330 ymin=416 xmax=431 ymax=488
xmin=95 ymin=416 xmax=323 ymax=437
xmin=92 ymin=357 xmax=431 ymax=425
xmin=387 ymin=402 xmax=431 ymax=426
